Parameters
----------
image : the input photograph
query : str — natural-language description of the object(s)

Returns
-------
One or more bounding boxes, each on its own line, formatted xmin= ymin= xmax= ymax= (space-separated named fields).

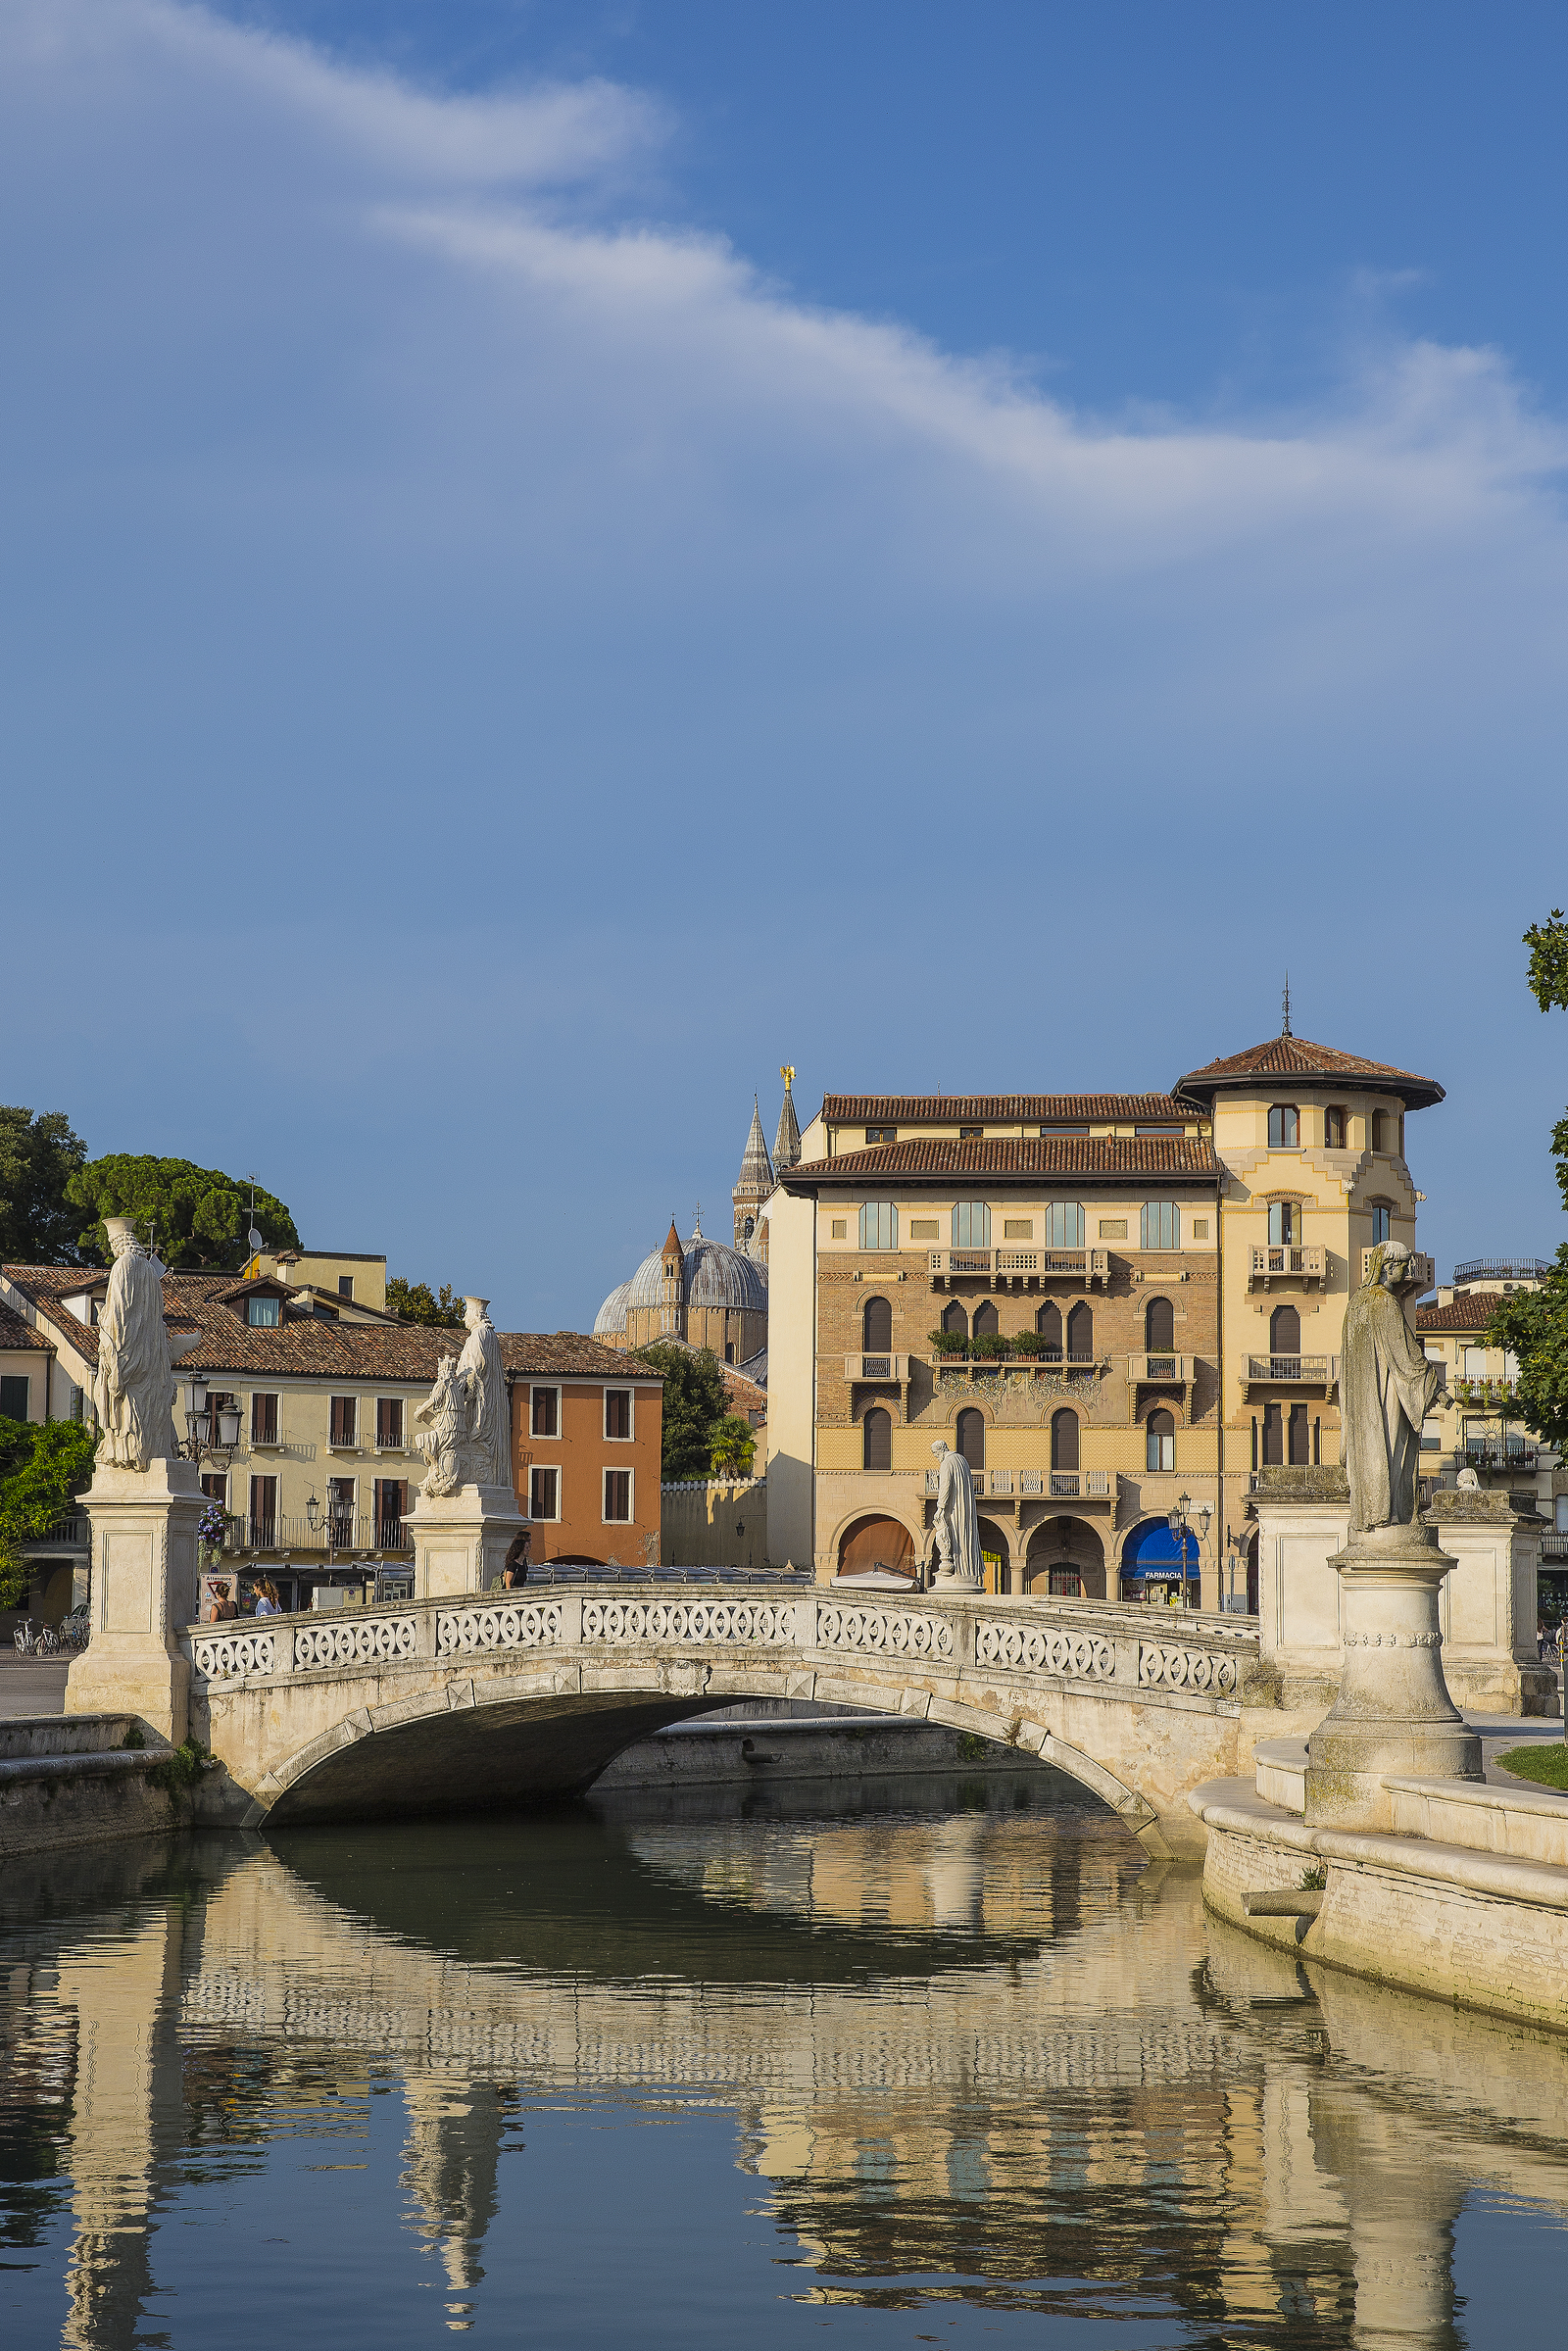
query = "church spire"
xmin=772 ymin=1064 xmax=801 ymax=1173
xmin=733 ymin=1098 xmax=774 ymax=1249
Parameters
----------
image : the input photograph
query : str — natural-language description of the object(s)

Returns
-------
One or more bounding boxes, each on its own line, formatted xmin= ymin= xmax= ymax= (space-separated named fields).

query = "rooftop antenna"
xmin=245 ymin=1170 xmax=264 ymax=1254
xmin=1281 ymin=974 xmax=1293 ymax=1038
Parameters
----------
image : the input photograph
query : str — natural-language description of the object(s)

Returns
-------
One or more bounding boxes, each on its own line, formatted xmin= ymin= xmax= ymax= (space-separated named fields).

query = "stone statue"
xmin=91 ymin=1218 xmax=177 ymax=1470
xmin=415 ymin=1300 xmax=508 ymax=1497
xmin=1341 ymin=1242 xmax=1446 ymax=1534
xmin=930 ymin=1439 xmax=982 ymax=1589
xmin=415 ymin=1353 xmax=466 ymax=1498
xmin=456 ymin=1297 xmax=509 ymax=1488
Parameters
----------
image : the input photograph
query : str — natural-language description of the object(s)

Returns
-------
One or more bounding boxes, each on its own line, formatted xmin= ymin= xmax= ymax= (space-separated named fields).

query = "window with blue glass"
xmin=1141 ymin=1201 xmax=1181 ymax=1250
xmin=1370 ymin=1203 xmax=1391 ymax=1244
xmin=1044 ymin=1201 xmax=1084 ymax=1248
xmin=952 ymin=1201 xmax=991 ymax=1248
xmin=858 ymin=1201 xmax=898 ymax=1250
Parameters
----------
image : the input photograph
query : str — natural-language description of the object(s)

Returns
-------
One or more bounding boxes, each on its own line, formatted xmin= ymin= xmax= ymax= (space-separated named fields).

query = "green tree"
xmin=0 ymin=1107 xmax=89 ymax=1263
xmin=386 ymin=1278 xmax=466 ymax=1327
xmin=709 ymin=1413 xmax=757 ymax=1477
xmin=631 ymin=1342 xmax=728 ymax=1481
xmin=66 ymin=1156 xmax=297 ymax=1270
xmin=0 ymin=1415 xmax=97 ymax=1608
xmin=1486 ymin=906 xmax=1568 ymax=1450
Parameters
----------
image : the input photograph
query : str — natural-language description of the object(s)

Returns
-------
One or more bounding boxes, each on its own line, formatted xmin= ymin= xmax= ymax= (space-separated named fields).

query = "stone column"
xmin=1425 ymin=1489 xmax=1555 ymax=1717
xmin=1303 ymin=1522 xmax=1481 ymax=1830
xmin=66 ymin=1458 xmax=203 ymax=1746
xmin=1249 ymin=1466 xmax=1350 ymax=1707
xmin=408 ymin=1483 xmax=527 ymax=1600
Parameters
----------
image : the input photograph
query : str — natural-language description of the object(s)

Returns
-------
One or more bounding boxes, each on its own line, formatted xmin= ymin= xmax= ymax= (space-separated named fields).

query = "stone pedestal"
xmin=929 ymin=1563 xmax=982 ymax=1594
xmin=1425 ymin=1490 xmax=1556 ymax=1716
xmin=408 ymin=1483 xmax=527 ymax=1600
xmin=1250 ymin=1468 xmax=1351 ymax=1707
xmin=1304 ymin=1523 xmax=1482 ymax=1831
xmin=66 ymin=1458 xmax=203 ymax=1746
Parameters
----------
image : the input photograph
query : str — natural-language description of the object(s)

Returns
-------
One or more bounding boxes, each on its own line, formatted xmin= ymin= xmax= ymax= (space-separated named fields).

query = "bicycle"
xmin=13 ymin=1618 xmax=63 ymax=1657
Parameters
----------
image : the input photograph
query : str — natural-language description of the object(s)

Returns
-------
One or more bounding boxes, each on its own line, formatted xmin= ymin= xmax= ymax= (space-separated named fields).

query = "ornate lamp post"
xmin=1167 ymin=1492 xmax=1212 ymax=1609
xmin=178 ymin=1374 xmax=241 ymax=1467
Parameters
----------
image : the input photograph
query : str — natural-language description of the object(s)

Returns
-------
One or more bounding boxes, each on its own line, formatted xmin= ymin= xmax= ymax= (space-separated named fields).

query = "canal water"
xmin=3 ymin=1769 xmax=1566 ymax=2348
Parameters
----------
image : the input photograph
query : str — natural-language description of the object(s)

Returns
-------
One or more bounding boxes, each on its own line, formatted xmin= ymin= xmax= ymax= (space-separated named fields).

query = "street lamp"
xmin=179 ymin=1374 xmax=240 ymax=1466
xmin=1167 ymin=1492 xmax=1213 ymax=1610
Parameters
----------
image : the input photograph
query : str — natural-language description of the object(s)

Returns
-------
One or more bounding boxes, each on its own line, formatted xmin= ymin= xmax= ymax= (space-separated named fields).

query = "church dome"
xmin=622 ymin=1232 xmax=768 ymax=1316
xmin=593 ymin=1280 xmax=631 ymax=1338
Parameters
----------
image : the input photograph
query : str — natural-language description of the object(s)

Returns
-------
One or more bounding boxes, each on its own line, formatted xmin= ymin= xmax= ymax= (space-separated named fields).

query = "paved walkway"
xmin=0 ymin=1654 xmax=69 ymax=1718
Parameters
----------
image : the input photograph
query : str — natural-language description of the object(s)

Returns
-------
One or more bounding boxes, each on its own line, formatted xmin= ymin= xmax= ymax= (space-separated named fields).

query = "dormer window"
xmin=246 ymin=1294 xmax=280 ymax=1328
xmin=1041 ymin=1122 xmax=1088 ymax=1137
xmin=865 ymin=1125 xmax=897 ymax=1145
xmin=1267 ymin=1104 xmax=1299 ymax=1148
xmin=957 ymin=1124 xmax=983 ymax=1139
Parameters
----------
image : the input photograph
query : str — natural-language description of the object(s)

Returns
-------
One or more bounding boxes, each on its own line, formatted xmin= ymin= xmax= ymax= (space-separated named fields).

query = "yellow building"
xmin=764 ymin=1028 xmax=1446 ymax=1606
xmin=1414 ymin=1259 xmax=1564 ymax=1533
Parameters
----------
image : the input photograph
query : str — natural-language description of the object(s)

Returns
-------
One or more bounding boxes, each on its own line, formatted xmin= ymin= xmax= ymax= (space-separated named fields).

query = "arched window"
xmin=1044 ymin=1201 xmax=1085 ymax=1249
xmin=1144 ymin=1297 xmax=1174 ymax=1350
xmin=1269 ymin=1303 xmax=1301 ymax=1356
xmin=1051 ymin=1408 xmax=1079 ymax=1471
xmin=1066 ymin=1300 xmax=1094 ymax=1360
xmin=742 ymin=1215 xmax=755 ymax=1240
xmin=858 ymin=1201 xmax=898 ymax=1250
xmin=862 ymin=1296 xmax=892 ymax=1351
xmin=1267 ymin=1200 xmax=1299 ymax=1245
xmin=971 ymin=1298 xmax=999 ymax=1338
xmin=953 ymin=1201 xmax=991 ymax=1249
xmin=1370 ymin=1202 xmax=1392 ymax=1244
xmin=941 ymin=1299 xmax=968 ymax=1339
xmin=1036 ymin=1301 xmax=1062 ymax=1355
xmin=956 ymin=1409 xmax=985 ymax=1471
xmin=1141 ymin=1200 xmax=1180 ymax=1250
xmin=1147 ymin=1408 xmax=1175 ymax=1473
xmin=862 ymin=1407 xmax=892 ymax=1472
xmin=1268 ymin=1104 xmax=1299 ymax=1148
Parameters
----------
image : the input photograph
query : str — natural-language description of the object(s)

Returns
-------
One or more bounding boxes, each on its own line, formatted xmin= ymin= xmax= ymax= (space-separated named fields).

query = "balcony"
xmin=1543 ymin=1532 xmax=1568 ymax=1560
xmin=219 ymin=1512 xmax=415 ymax=1555
xmin=921 ymin=1467 xmax=1111 ymax=1501
xmin=1249 ymin=1244 xmax=1325 ymax=1290
xmin=1462 ymin=1440 xmax=1540 ymax=1474
xmin=928 ymin=1248 xmax=1110 ymax=1292
xmin=844 ymin=1353 xmax=910 ymax=1385
xmin=1450 ymin=1377 xmax=1519 ymax=1408
xmin=930 ymin=1351 xmax=1103 ymax=1381
xmin=1241 ymin=1353 xmax=1340 ymax=1398
xmin=19 ymin=1513 xmax=90 ymax=1554
xmin=1361 ymin=1248 xmax=1436 ymax=1290
xmin=1127 ymin=1352 xmax=1194 ymax=1387
xmin=1453 ymin=1257 xmax=1550 ymax=1287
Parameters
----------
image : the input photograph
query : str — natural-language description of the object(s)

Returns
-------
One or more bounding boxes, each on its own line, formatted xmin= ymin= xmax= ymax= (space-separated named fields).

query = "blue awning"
xmin=1120 ymin=1519 xmax=1197 ymax=1578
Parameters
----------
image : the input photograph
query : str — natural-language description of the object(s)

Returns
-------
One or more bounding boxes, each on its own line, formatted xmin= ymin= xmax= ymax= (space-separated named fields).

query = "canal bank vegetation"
xmin=1494 ymin=1742 xmax=1568 ymax=1791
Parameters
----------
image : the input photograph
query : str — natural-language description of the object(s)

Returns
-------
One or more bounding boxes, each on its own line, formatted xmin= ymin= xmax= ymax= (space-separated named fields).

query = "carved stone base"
xmin=67 ymin=1457 xmax=203 ymax=1745
xmin=929 ymin=1565 xmax=983 ymax=1593
xmin=408 ymin=1483 xmax=527 ymax=1600
xmin=1304 ymin=1522 xmax=1482 ymax=1831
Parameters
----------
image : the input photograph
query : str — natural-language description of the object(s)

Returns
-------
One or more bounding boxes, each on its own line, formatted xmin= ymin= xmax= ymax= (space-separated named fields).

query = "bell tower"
xmin=733 ymin=1097 xmax=774 ymax=1252
xmin=659 ymin=1218 xmax=686 ymax=1338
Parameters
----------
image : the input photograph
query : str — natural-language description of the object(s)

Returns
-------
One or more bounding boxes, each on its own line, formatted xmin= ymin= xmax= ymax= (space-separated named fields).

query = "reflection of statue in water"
xmin=456 ymin=1297 xmax=509 ymax=1488
xmin=930 ymin=1439 xmax=982 ymax=1589
xmin=416 ymin=1300 xmax=509 ymax=1497
xmin=1342 ymin=1242 xmax=1446 ymax=1534
xmin=91 ymin=1218 xmax=177 ymax=1469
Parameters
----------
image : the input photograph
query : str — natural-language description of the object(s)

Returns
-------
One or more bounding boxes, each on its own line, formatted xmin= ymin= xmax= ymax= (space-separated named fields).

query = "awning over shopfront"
xmin=1120 ymin=1520 xmax=1197 ymax=1581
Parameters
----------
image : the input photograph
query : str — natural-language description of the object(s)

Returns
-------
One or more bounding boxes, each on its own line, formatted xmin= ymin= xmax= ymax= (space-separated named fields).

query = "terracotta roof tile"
xmin=784 ymin=1137 xmax=1223 ymax=1185
xmin=0 ymin=1300 xmax=52 ymax=1351
xmin=1415 ymin=1294 xmax=1504 ymax=1332
xmin=821 ymin=1093 xmax=1192 ymax=1124
xmin=1175 ymin=1034 xmax=1444 ymax=1109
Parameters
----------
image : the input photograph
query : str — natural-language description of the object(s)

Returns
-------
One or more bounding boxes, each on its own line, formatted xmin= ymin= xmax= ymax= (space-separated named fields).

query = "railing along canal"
xmin=186 ymin=1589 xmax=1254 ymax=1701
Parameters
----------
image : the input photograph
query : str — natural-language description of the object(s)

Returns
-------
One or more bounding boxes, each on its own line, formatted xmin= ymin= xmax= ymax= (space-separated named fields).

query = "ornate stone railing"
xmin=184 ymin=1586 xmax=1254 ymax=1707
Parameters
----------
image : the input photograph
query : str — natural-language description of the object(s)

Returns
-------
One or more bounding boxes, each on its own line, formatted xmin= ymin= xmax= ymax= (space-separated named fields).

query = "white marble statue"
xmin=930 ymin=1439 xmax=982 ymax=1588
xmin=1342 ymin=1242 xmax=1446 ymax=1535
xmin=456 ymin=1297 xmax=509 ymax=1488
xmin=91 ymin=1217 xmax=177 ymax=1470
xmin=415 ymin=1353 xmax=466 ymax=1498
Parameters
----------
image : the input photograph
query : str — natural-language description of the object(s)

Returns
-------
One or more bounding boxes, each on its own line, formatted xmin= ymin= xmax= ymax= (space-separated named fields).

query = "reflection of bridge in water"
xmin=186 ymin=1588 xmax=1261 ymax=1853
xmin=7 ymin=1795 xmax=1568 ymax=2347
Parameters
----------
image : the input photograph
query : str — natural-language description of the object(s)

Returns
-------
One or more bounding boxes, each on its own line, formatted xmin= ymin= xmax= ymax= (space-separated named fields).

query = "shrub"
xmin=968 ymin=1333 xmax=1011 ymax=1359
xmin=927 ymin=1330 xmax=968 ymax=1355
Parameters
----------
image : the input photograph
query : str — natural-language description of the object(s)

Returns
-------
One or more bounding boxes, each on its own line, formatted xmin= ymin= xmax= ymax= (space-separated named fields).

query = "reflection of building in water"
xmin=13 ymin=1820 xmax=1568 ymax=2342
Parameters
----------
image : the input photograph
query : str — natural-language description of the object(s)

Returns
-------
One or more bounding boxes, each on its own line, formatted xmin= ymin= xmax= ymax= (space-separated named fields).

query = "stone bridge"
xmin=184 ymin=1586 xmax=1262 ymax=1855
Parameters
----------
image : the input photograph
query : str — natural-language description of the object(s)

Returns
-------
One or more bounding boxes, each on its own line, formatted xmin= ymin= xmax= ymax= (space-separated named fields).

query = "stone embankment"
xmin=595 ymin=1701 xmax=1054 ymax=1790
xmin=0 ymin=1715 xmax=194 ymax=1858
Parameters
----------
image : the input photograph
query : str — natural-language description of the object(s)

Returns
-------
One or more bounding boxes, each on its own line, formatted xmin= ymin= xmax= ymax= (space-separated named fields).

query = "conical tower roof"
xmin=735 ymin=1098 xmax=774 ymax=1198
xmin=772 ymin=1071 xmax=801 ymax=1172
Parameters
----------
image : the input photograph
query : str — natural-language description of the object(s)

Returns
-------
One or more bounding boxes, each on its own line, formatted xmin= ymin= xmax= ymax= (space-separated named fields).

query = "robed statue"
xmin=1342 ymin=1241 xmax=1446 ymax=1533
xmin=416 ymin=1297 xmax=509 ymax=1495
xmin=930 ymin=1439 xmax=982 ymax=1588
xmin=91 ymin=1218 xmax=177 ymax=1470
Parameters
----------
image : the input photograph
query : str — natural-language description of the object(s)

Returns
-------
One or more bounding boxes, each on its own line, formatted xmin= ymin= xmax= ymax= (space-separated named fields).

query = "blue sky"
xmin=3 ymin=0 xmax=1566 ymax=1325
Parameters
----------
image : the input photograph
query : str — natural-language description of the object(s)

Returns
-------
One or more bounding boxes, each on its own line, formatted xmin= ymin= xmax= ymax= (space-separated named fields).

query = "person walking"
xmin=253 ymin=1578 xmax=282 ymax=1617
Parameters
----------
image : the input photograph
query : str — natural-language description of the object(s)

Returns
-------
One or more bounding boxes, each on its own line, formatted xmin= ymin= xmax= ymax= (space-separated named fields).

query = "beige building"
xmin=1415 ymin=1257 xmax=1565 ymax=1538
xmin=765 ymin=1030 xmax=1450 ymax=1604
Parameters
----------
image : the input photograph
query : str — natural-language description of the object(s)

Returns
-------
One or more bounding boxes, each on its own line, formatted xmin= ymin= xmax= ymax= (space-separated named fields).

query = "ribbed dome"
xmin=623 ymin=1236 xmax=767 ymax=1315
xmin=593 ymin=1280 xmax=631 ymax=1337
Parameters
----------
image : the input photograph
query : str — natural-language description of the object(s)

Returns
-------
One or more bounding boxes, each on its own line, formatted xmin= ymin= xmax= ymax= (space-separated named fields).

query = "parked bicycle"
xmin=60 ymin=1606 xmax=90 ymax=1651
xmin=13 ymin=1618 xmax=61 ymax=1657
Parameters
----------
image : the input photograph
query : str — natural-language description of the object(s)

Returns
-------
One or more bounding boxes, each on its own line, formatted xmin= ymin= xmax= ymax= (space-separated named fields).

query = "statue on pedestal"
xmin=1342 ymin=1242 xmax=1446 ymax=1534
xmin=91 ymin=1219 xmax=177 ymax=1470
xmin=415 ymin=1299 xmax=509 ymax=1497
xmin=930 ymin=1439 xmax=982 ymax=1589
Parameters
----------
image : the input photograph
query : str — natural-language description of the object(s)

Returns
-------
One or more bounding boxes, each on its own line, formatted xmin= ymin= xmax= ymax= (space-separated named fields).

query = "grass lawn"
xmin=1494 ymin=1742 xmax=1568 ymax=1790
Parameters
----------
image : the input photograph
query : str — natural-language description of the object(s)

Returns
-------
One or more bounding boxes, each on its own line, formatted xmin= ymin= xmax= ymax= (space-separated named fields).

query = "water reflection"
xmin=2 ymin=1772 xmax=1567 ymax=2348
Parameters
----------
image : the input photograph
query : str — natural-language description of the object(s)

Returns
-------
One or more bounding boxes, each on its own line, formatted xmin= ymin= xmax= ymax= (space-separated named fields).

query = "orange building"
xmin=509 ymin=1340 xmax=664 ymax=1568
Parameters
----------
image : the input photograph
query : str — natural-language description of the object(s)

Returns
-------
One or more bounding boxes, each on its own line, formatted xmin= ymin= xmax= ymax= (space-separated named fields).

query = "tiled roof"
xmin=0 ymin=1300 xmax=51 ymax=1351
xmin=3 ymin=1267 xmax=103 ymax=1364
xmin=1174 ymin=1035 xmax=1445 ymax=1109
xmin=1416 ymin=1294 xmax=1503 ymax=1332
xmin=820 ymin=1093 xmax=1192 ymax=1124
xmin=1 ymin=1267 xmax=656 ymax=1385
xmin=783 ymin=1138 xmax=1223 ymax=1185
